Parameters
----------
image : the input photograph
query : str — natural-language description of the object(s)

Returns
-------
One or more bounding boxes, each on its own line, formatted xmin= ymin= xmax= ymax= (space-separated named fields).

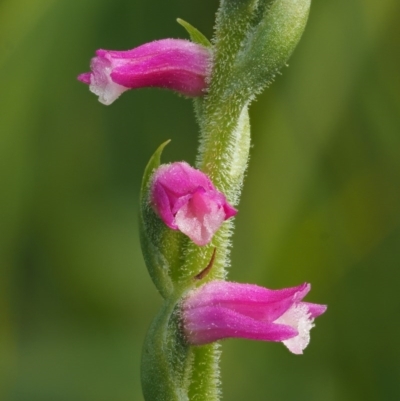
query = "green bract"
xmin=177 ymin=18 xmax=212 ymax=48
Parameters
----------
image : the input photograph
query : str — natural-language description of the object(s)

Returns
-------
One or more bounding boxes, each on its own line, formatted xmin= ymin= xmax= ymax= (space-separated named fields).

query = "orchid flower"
xmin=183 ymin=281 xmax=326 ymax=354
xmin=151 ymin=162 xmax=236 ymax=246
xmin=78 ymin=39 xmax=210 ymax=105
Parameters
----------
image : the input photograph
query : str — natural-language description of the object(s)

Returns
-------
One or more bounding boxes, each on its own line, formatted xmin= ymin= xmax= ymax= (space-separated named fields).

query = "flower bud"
xmin=182 ymin=281 xmax=326 ymax=354
xmin=151 ymin=162 xmax=237 ymax=246
xmin=78 ymin=39 xmax=211 ymax=105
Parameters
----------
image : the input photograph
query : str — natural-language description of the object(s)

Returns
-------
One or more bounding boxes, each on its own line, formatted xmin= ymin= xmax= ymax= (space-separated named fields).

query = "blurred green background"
xmin=1 ymin=0 xmax=400 ymax=400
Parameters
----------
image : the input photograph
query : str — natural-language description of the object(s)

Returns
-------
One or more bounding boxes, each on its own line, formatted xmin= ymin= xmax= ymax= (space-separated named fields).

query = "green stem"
xmin=187 ymin=344 xmax=222 ymax=401
xmin=177 ymin=3 xmax=258 ymax=400
xmin=140 ymin=2 xmax=313 ymax=400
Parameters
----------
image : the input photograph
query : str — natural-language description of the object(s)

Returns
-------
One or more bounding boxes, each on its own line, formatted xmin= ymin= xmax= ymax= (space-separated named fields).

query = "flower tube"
xmin=78 ymin=39 xmax=211 ymax=105
xmin=182 ymin=281 xmax=326 ymax=354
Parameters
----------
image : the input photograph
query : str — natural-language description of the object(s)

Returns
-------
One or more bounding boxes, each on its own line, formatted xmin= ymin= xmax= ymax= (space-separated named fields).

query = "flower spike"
xmin=182 ymin=281 xmax=327 ymax=354
xmin=78 ymin=39 xmax=211 ymax=105
xmin=150 ymin=162 xmax=237 ymax=246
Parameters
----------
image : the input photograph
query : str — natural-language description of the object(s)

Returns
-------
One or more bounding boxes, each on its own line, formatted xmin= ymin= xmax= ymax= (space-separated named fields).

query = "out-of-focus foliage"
xmin=1 ymin=0 xmax=399 ymax=400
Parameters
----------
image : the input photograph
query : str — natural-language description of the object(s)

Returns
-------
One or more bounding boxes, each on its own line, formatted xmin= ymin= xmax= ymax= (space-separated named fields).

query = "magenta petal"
xmin=155 ymin=162 xmax=211 ymax=196
xmin=223 ymin=202 xmax=238 ymax=219
xmin=151 ymin=180 xmax=177 ymax=229
xmin=184 ymin=306 xmax=298 ymax=345
xmin=102 ymin=39 xmax=204 ymax=60
xmin=77 ymin=73 xmax=91 ymax=85
xmin=185 ymin=281 xmax=310 ymax=322
xmin=111 ymin=59 xmax=207 ymax=96
xmin=302 ymin=302 xmax=327 ymax=318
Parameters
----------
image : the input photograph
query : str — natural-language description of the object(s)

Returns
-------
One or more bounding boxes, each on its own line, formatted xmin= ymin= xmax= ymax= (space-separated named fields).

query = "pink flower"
xmin=77 ymin=39 xmax=211 ymax=105
xmin=182 ymin=281 xmax=327 ymax=354
xmin=151 ymin=162 xmax=237 ymax=246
